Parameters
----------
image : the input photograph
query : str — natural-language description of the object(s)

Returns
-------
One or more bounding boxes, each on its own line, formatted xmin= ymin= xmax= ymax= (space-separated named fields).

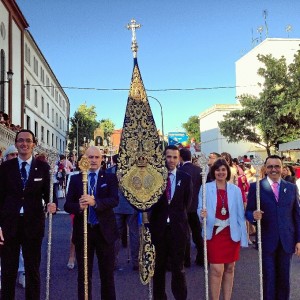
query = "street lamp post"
xmin=76 ymin=120 xmax=79 ymax=156
xmin=0 ymin=69 xmax=13 ymax=85
xmin=148 ymin=95 xmax=165 ymax=151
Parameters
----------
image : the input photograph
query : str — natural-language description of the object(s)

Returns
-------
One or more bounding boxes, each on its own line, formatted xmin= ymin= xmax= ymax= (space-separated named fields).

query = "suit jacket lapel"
xmin=278 ymin=180 xmax=287 ymax=205
xmin=208 ymin=182 xmax=217 ymax=214
xmin=13 ymin=158 xmax=24 ymax=190
xmin=262 ymin=178 xmax=278 ymax=203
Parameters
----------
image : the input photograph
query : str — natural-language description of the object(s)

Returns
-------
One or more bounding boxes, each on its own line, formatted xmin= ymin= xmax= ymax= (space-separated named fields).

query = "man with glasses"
xmin=246 ymin=154 xmax=300 ymax=300
xmin=64 ymin=146 xmax=119 ymax=300
xmin=0 ymin=129 xmax=56 ymax=300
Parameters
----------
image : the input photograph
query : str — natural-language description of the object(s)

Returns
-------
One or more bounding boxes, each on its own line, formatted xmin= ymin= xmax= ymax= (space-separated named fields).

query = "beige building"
xmin=0 ymin=0 xmax=69 ymax=154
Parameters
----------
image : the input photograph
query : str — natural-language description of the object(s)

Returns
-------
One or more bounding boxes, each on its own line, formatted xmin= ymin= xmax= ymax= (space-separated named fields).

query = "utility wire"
xmin=26 ymin=83 xmax=256 ymax=92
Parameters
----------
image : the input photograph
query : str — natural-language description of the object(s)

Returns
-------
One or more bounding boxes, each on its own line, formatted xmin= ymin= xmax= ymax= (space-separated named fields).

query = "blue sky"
xmin=17 ymin=0 xmax=300 ymax=135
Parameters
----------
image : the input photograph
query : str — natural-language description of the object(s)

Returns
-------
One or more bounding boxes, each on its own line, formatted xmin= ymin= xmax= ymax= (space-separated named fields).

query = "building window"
xmin=59 ymin=94 xmax=62 ymax=107
xmin=41 ymin=96 xmax=44 ymax=113
xmin=52 ymin=108 xmax=54 ymax=123
xmin=25 ymin=44 xmax=31 ymax=65
xmin=55 ymin=90 xmax=58 ymax=102
xmin=62 ymin=100 xmax=65 ymax=112
xmin=26 ymin=115 xmax=31 ymax=130
xmin=26 ymin=80 xmax=30 ymax=100
xmin=59 ymin=116 xmax=62 ymax=129
xmin=34 ymin=121 xmax=38 ymax=139
xmin=47 ymin=130 xmax=49 ymax=145
xmin=60 ymin=139 xmax=62 ymax=152
xmin=0 ymin=49 xmax=5 ymax=112
xmin=40 ymin=67 xmax=44 ymax=83
xmin=34 ymin=89 xmax=38 ymax=107
xmin=33 ymin=57 xmax=38 ymax=76
xmin=51 ymin=84 xmax=54 ymax=97
xmin=47 ymin=102 xmax=49 ymax=118
xmin=41 ymin=126 xmax=44 ymax=142
xmin=52 ymin=133 xmax=54 ymax=147
xmin=56 ymin=112 xmax=58 ymax=126
xmin=56 ymin=136 xmax=58 ymax=149
xmin=46 ymin=76 xmax=50 ymax=91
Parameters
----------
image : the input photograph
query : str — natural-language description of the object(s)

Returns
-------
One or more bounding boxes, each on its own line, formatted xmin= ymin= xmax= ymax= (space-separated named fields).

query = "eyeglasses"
xmin=16 ymin=139 xmax=34 ymax=144
xmin=266 ymin=165 xmax=281 ymax=170
xmin=88 ymin=155 xmax=100 ymax=159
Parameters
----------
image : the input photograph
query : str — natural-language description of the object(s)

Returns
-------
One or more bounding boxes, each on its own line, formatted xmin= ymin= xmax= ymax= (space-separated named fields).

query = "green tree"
xmin=99 ymin=118 xmax=115 ymax=141
xmin=182 ymin=115 xmax=200 ymax=143
xmin=218 ymin=51 xmax=300 ymax=156
xmin=68 ymin=104 xmax=99 ymax=153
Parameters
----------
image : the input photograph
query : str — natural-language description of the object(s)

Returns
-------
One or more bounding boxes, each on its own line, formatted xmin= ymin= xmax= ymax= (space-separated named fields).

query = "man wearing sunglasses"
xmin=64 ymin=146 xmax=119 ymax=300
xmin=246 ymin=154 xmax=300 ymax=300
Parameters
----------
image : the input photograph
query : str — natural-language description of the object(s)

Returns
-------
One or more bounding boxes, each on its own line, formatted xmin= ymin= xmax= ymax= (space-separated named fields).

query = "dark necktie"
xmin=166 ymin=173 xmax=172 ymax=200
xmin=21 ymin=162 xmax=27 ymax=189
xmin=88 ymin=173 xmax=98 ymax=225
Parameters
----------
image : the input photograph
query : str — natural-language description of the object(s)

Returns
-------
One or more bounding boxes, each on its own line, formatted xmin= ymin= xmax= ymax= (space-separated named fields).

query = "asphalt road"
xmin=14 ymin=198 xmax=300 ymax=300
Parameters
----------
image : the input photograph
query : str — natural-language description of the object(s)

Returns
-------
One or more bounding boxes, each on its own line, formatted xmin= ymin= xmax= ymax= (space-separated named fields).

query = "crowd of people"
xmin=0 ymin=130 xmax=299 ymax=299
xmin=0 ymin=111 xmax=22 ymax=133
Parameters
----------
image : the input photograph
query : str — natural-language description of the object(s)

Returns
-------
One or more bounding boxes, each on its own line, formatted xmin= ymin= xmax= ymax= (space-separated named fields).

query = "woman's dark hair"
xmin=221 ymin=152 xmax=233 ymax=167
xmin=210 ymin=158 xmax=231 ymax=181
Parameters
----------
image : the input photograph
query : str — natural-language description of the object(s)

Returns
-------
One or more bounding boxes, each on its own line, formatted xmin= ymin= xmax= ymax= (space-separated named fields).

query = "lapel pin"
xmin=284 ymin=188 xmax=287 ymax=193
xmin=177 ymin=180 xmax=181 ymax=186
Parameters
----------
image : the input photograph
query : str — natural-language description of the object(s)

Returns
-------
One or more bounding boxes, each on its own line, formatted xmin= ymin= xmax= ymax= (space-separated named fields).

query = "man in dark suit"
xmin=0 ymin=129 xmax=56 ymax=300
xmin=179 ymin=148 xmax=204 ymax=267
xmin=64 ymin=146 xmax=119 ymax=300
xmin=246 ymin=155 xmax=300 ymax=300
xmin=206 ymin=152 xmax=221 ymax=183
xmin=149 ymin=145 xmax=192 ymax=300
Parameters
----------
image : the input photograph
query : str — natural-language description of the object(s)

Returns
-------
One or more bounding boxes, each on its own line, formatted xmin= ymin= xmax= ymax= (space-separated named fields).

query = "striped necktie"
xmin=88 ymin=173 xmax=98 ymax=225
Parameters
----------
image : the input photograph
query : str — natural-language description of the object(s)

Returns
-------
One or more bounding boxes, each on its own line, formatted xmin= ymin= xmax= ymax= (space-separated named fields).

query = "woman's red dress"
xmin=207 ymin=189 xmax=240 ymax=264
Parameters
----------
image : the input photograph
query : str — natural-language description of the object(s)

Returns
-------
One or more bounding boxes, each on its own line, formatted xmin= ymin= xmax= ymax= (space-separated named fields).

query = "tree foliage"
xmin=99 ymin=118 xmax=115 ymax=141
xmin=68 ymin=103 xmax=99 ymax=152
xmin=219 ymin=50 xmax=300 ymax=156
xmin=182 ymin=115 xmax=201 ymax=143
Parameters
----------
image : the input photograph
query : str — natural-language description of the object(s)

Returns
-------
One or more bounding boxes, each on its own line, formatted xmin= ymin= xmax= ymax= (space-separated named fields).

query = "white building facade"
xmin=199 ymin=38 xmax=300 ymax=158
xmin=0 ymin=0 xmax=69 ymax=154
xmin=236 ymin=38 xmax=300 ymax=98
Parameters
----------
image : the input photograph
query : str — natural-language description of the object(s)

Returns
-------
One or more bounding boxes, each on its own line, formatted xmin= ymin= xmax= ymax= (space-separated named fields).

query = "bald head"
xmin=85 ymin=146 xmax=102 ymax=171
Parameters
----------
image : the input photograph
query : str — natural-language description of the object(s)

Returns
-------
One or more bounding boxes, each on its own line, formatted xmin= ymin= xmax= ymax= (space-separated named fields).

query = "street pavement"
xmin=14 ymin=198 xmax=300 ymax=300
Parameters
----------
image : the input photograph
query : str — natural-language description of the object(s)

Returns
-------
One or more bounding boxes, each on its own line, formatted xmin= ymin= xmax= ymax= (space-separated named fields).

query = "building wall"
xmin=0 ymin=2 xmax=11 ymax=113
xmin=11 ymin=21 xmax=22 ymax=124
xmin=24 ymin=31 xmax=69 ymax=153
xmin=199 ymin=104 xmax=262 ymax=157
xmin=0 ymin=0 xmax=70 ymax=154
xmin=236 ymin=38 xmax=300 ymax=98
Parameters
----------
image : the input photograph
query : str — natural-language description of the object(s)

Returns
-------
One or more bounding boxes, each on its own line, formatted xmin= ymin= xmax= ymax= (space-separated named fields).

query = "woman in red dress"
xmin=199 ymin=158 xmax=248 ymax=300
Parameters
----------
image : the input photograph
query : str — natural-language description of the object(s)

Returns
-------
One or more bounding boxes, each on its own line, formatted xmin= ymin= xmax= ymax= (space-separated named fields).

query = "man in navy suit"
xmin=0 ymin=129 xmax=56 ymax=300
xmin=64 ymin=146 xmax=119 ymax=300
xmin=246 ymin=155 xmax=300 ymax=300
xmin=149 ymin=145 xmax=192 ymax=300
xmin=179 ymin=148 xmax=204 ymax=267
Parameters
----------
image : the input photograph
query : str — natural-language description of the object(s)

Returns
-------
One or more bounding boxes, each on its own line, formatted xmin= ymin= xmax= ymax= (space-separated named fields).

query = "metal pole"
xmin=45 ymin=150 xmax=57 ymax=300
xmin=198 ymin=153 xmax=209 ymax=300
xmin=252 ymin=156 xmax=264 ymax=300
xmin=76 ymin=120 xmax=79 ymax=157
xmin=148 ymin=96 xmax=165 ymax=151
